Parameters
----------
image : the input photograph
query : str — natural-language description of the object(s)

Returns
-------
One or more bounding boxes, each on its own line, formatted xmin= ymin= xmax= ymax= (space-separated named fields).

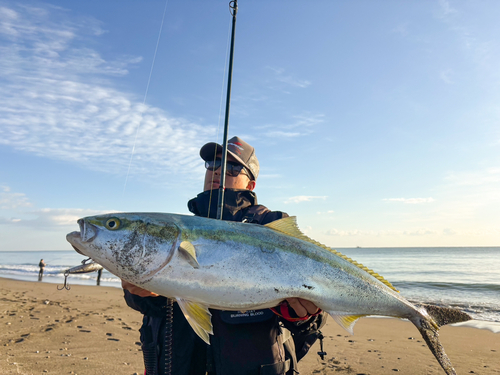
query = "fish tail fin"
xmin=410 ymin=305 xmax=472 ymax=375
xmin=418 ymin=303 xmax=472 ymax=328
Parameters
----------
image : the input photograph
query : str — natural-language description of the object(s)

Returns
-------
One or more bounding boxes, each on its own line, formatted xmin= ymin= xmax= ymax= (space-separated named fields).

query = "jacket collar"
xmin=187 ymin=189 xmax=258 ymax=220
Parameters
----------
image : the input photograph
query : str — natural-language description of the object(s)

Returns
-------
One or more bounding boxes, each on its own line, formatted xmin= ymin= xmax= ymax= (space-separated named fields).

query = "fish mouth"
xmin=71 ymin=243 xmax=85 ymax=256
xmin=78 ymin=219 xmax=98 ymax=242
xmin=65 ymin=219 xmax=98 ymax=256
xmin=66 ymin=231 xmax=85 ymax=255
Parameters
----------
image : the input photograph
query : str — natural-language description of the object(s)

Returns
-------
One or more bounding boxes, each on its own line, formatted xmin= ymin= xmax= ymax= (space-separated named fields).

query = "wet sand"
xmin=1 ymin=277 xmax=498 ymax=374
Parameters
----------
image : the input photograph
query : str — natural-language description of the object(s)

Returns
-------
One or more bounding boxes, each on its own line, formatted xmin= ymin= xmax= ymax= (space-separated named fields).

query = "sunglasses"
xmin=205 ymin=159 xmax=249 ymax=177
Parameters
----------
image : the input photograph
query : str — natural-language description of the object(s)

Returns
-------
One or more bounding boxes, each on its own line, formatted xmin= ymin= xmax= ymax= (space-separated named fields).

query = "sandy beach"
xmin=1 ymin=277 xmax=498 ymax=375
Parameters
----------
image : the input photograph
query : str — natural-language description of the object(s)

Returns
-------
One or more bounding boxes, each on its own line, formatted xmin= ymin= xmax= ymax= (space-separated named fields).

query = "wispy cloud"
xmin=0 ymin=3 xmax=214 ymax=182
xmin=324 ymin=227 xmax=499 ymax=238
xmin=290 ymin=114 xmax=324 ymax=128
xmin=325 ymin=228 xmax=363 ymax=237
xmin=444 ymin=167 xmax=500 ymax=186
xmin=0 ymin=185 xmax=110 ymax=228
xmin=317 ymin=210 xmax=334 ymax=215
xmin=0 ymin=185 xmax=32 ymax=209
xmin=6 ymin=207 xmax=111 ymax=228
xmin=325 ymin=228 xmax=439 ymax=237
xmin=258 ymin=173 xmax=282 ymax=179
xmin=437 ymin=167 xmax=500 ymax=217
xmin=392 ymin=22 xmax=410 ymax=37
xmin=0 ymin=186 xmax=112 ymax=251
xmin=383 ymin=197 xmax=435 ymax=204
xmin=440 ymin=69 xmax=454 ymax=84
xmin=435 ymin=0 xmax=500 ymax=82
xmin=437 ymin=0 xmax=458 ymax=17
xmin=256 ymin=113 xmax=325 ymax=139
xmin=264 ymin=130 xmax=302 ymax=138
xmin=285 ymin=196 xmax=327 ymax=204
xmin=266 ymin=67 xmax=311 ymax=88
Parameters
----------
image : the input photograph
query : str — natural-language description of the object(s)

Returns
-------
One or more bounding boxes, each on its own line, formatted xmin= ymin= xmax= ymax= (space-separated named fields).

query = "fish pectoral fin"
xmin=330 ymin=314 xmax=367 ymax=335
xmin=178 ymin=241 xmax=200 ymax=269
xmin=176 ymin=298 xmax=213 ymax=344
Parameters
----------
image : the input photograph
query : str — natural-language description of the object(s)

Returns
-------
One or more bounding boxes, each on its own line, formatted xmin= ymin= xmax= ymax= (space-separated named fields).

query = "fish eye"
xmin=105 ymin=218 xmax=121 ymax=230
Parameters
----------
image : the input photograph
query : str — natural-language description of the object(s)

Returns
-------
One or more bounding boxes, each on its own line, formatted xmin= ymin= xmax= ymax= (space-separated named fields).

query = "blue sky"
xmin=1 ymin=0 xmax=499 ymax=251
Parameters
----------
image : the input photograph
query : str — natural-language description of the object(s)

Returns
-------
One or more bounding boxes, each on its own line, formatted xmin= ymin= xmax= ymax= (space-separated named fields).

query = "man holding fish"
xmin=68 ymin=135 xmax=471 ymax=375
xmin=121 ymin=137 xmax=327 ymax=375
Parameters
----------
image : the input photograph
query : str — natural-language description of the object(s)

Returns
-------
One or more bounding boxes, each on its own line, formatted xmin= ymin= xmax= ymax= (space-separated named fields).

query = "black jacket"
xmin=124 ymin=189 xmax=327 ymax=375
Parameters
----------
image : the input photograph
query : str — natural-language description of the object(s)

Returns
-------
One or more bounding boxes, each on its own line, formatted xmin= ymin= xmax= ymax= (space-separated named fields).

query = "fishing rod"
xmin=216 ymin=0 xmax=238 ymax=220
xmin=165 ymin=4 xmax=238 ymax=374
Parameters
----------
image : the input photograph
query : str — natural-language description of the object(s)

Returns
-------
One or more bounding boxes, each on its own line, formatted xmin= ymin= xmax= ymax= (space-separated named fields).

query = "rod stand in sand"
xmin=317 ymin=331 xmax=327 ymax=360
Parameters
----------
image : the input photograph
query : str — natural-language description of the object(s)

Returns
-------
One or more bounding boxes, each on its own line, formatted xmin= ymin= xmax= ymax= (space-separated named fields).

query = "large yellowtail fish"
xmin=66 ymin=213 xmax=471 ymax=374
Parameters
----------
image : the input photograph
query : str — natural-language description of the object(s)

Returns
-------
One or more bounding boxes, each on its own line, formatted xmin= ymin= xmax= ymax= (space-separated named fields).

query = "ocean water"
xmin=338 ymin=247 xmax=500 ymax=324
xmin=1 ymin=247 xmax=499 ymax=325
xmin=0 ymin=250 xmax=121 ymax=288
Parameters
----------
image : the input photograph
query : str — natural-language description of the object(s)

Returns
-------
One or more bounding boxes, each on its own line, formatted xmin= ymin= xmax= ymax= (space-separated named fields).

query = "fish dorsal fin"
xmin=264 ymin=216 xmax=304 ymax=237
xmin=265 ymin=217 xmax=398 ymax=293
xmin=178 ymin=241 xmax=200 ymax=269
xmin=176 ymin=298 xmax=213 ymax=344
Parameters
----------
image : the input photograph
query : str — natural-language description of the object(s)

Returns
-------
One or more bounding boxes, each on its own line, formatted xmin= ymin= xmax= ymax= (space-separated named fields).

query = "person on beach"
xmin=38 ymin=259 xmax=46 ymax=281
xmin=96 ymin=268 xmax=103 ymax=286
xmin=122 ymin=136 xmax=327 ymax=375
